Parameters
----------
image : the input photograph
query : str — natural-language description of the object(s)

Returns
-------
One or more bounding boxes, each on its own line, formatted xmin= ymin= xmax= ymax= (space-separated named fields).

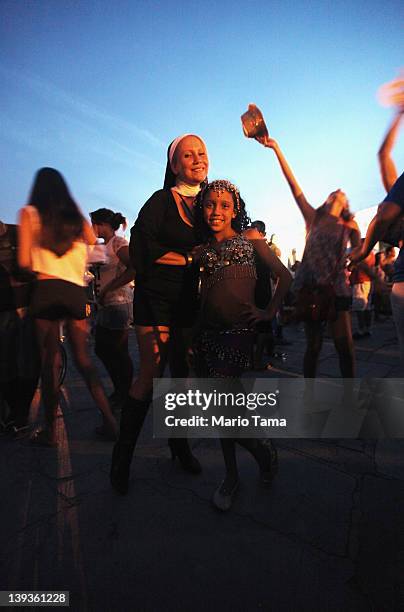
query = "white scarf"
xmin=172 ymin=181 xmax=201 ymax=197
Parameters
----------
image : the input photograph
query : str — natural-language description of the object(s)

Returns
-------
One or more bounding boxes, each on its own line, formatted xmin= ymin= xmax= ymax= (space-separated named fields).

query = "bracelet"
xmin=185 ymin=252 xmax=194 ymax=267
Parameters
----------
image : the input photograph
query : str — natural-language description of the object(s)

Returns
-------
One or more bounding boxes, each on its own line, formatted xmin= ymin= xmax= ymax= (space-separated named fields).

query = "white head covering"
xmin=168 ymin=134 xmax=207 ymax=171
xmin=168 ymin=133 xmax=208 ymax=196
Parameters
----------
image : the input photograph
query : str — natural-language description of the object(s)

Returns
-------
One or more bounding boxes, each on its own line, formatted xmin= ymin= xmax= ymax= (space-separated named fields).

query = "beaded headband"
xmin=201 ymin=179 xmax=241 ymax=212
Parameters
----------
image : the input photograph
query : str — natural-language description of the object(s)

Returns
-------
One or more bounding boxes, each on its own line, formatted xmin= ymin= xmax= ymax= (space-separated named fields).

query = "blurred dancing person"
xmin=258 ymin=136 xmax=360 ymax=394
xmin=18 ymin=168 xmax=117 ymax=446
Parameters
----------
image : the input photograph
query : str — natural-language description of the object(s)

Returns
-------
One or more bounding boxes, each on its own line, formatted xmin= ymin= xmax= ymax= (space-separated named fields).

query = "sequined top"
xmin=198 ymin=234 xmax=258 ymax=330
xmin=200 ymin=233 xmax=255 ymax=273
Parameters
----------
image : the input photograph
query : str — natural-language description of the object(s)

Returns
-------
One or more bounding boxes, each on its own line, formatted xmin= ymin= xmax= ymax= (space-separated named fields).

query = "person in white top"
xmin=18 ymin=168 xmax=117 ymax=446
xmin=90 ymin=208 xmax=135 ymax=408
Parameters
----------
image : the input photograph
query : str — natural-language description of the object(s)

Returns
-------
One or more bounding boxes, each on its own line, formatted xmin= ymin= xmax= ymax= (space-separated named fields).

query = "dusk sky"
xmin=1 ymin=0 xmax=403 ymax=257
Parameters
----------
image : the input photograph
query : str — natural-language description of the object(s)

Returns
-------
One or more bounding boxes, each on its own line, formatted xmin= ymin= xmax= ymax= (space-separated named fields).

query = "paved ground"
xmin=1 ymin=316 xmax=403 ymax=611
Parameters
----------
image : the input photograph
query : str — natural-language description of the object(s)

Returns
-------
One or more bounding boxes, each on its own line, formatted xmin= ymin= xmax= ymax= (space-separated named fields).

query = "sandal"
xmin=212 ymin=479 xmax=239 ymax=511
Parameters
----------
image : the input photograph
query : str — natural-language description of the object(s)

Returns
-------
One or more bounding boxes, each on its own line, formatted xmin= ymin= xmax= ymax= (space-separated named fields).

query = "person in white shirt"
xmin=18 ymin=168 xmax=117 ymax=446
xmin=90 ymin=208 xmax=135 ymax=409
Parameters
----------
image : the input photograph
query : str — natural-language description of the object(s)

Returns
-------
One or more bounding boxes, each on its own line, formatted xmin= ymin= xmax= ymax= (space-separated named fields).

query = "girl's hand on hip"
xmin=241 ymin=304 xmax=271 ymax=328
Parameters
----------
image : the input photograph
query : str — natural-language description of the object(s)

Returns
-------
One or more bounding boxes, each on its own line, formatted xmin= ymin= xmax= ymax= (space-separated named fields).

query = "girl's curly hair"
xmin=194 ymin=179 xmax=251 ymax=242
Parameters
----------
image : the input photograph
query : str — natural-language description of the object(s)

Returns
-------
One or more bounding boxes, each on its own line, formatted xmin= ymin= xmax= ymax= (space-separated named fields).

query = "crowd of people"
xmin=0 ymin=107 xmax=403 ymax=511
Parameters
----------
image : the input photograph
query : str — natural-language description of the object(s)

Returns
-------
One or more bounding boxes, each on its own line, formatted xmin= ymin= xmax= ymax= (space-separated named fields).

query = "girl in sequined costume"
xmin=193 ymin=180 xmax=292 ymax=511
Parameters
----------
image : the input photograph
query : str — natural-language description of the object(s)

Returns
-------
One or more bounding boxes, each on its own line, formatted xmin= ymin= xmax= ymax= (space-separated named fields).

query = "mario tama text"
xmin=160 ymin=388 xmax=285 ymax=437
xmin=165 ymin=413 xmax=286 ymax=428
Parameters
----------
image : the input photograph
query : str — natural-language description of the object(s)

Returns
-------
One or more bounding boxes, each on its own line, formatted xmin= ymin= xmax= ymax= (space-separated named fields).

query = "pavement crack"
xmin=346 ymin=474 xmax=363 ymax=561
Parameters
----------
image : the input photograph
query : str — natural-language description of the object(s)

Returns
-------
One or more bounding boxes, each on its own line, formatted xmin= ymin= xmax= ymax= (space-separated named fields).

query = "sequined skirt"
xmin=193 ymin=328 xmax=255 ymax=378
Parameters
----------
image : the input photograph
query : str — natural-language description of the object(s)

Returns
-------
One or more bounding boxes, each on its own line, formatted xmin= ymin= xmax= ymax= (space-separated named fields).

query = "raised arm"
xmin=350 ymin=109 xmax=404 ymax=264
xmin=378 ymin=108 xmax=403 ymax=192
xmin=257 ymin=136 xmax=316 ymax=228
xmin=354 ymin=201 xmax=402 ymax=262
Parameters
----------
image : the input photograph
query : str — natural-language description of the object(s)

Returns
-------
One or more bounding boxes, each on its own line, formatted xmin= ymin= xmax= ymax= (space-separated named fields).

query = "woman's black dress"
xmin=130 ymin=189 xmax=199 ymax=327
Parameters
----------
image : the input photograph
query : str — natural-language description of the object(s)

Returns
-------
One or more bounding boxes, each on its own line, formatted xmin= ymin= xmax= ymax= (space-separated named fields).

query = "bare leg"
xmin=35 ymin=319 xmax=61 ymax=444
xmin=303 ymin=321 xmax=324 ymax=378
xmin=253 ymin=333 xmax=273 ymax=369
xmin=211 ymin=438 xmax=240 ymax=510
xmin=66 ymin=318 xmax=117 ymax=436
xmin=331 ymin=311 xmax=355 ymax=402
xmin=331 ymin=311 xmax=355 ymax=378
xmin=220 ymin=438 xmax=239 ymax=488
xmin=302 ymin=321 xmax=324 ymax=402
xmin=169 ymin=326 xmax=192 ymax=377
xmin=364 ymin=310 xmax=372 ymax=333
xmin=95 ymin=325 xmax=133 ymax=397
xmin=130 ymin=325 xmax=171 ymax=400
xmin=237 ymin=438 xmax=277 ymax=475
xmin=356 ymin=311 xmax=366 ymax=335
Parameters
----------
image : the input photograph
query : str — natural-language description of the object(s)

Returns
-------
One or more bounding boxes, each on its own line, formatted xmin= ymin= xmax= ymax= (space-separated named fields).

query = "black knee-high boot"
xmin=110 ymin=396 xmax=150 ymax=494
xmin=167 ymin=438 xmax=202 ymax=474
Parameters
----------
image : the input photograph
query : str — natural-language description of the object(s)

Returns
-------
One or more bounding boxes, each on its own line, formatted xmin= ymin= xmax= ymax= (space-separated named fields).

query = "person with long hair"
xmin=192 ymin=179 xmax=292 ymax=510
xmin=110 ymin=134 xmax=208 ymax=494
xmin=18 ymin=167 xmax=117 ymax=446
xmin=257 ymin=137 xmax=360 ymax=393
xmin=90 ymin=208 xmax=134 ymax=409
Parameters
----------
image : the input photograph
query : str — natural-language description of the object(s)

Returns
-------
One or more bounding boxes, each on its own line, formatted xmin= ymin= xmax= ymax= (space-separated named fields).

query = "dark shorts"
xmin=133 ymin=284 xmax=198 ymax=328
xmin=30 ymin=279 xmax=87 ymax=320
xmin=96 ymin=303 xmax=133 ymax=330
xmin=335 ymin=295 xmax=352 ymax=312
